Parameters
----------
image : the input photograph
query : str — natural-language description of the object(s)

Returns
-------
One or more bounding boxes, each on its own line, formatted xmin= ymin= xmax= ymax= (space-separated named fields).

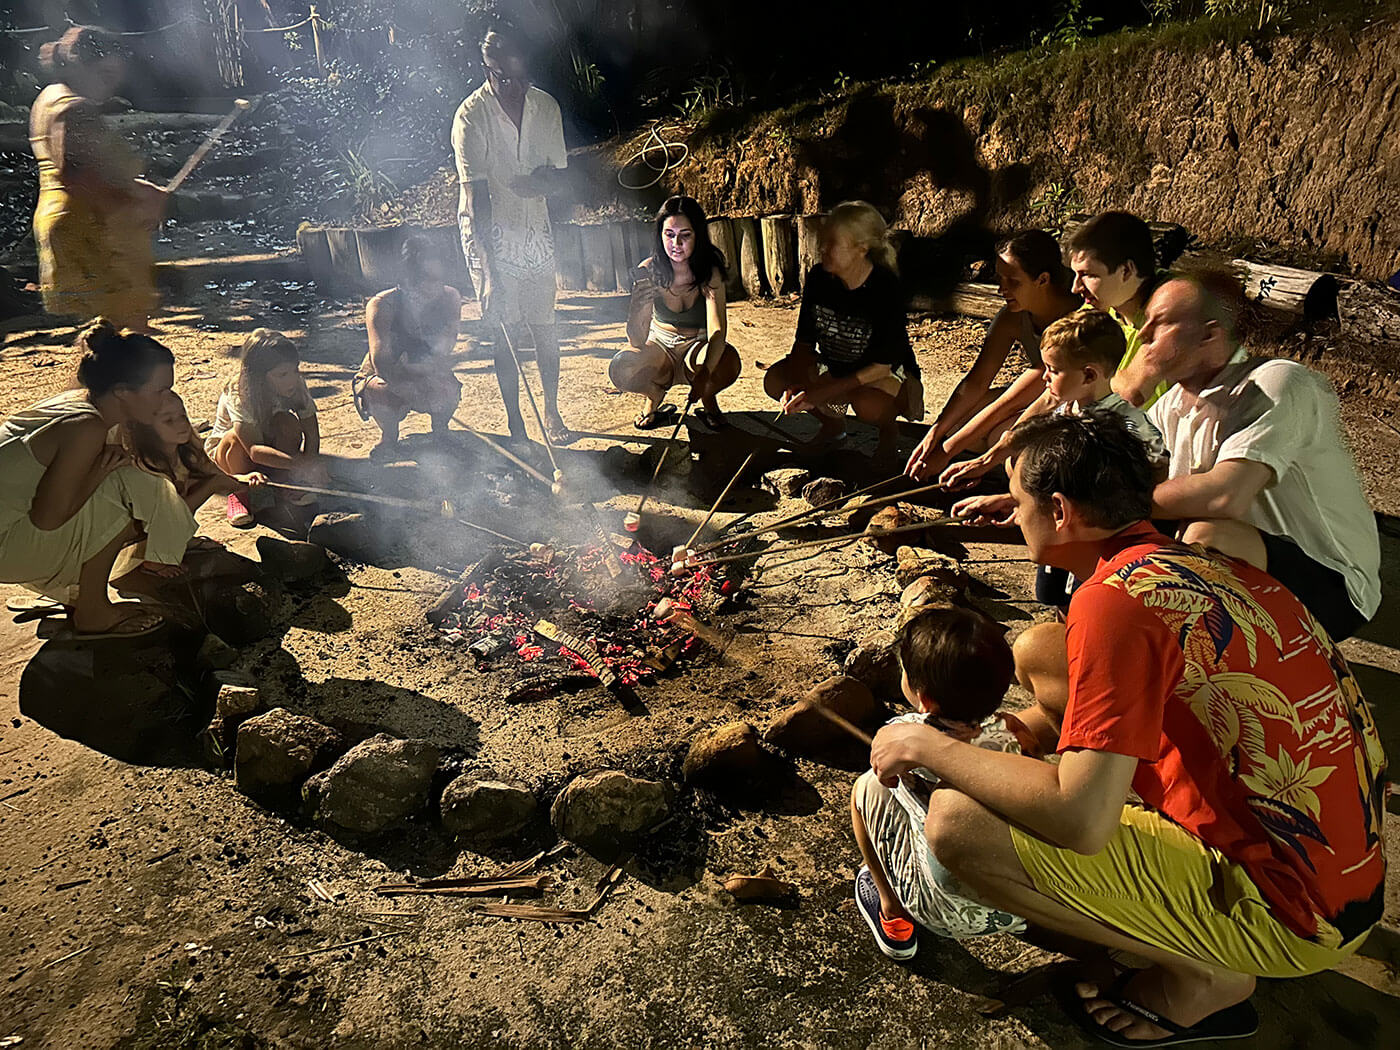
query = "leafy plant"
xmin=1041 ymin=0 xmax=1105 ymax=48
xmin=1030 ymin=179 xmax=1083 ymax=235
xmin=339 ymin=145 xmax=399 ymax=215
xmin=673 ymin=65 xmax=745 ymax=119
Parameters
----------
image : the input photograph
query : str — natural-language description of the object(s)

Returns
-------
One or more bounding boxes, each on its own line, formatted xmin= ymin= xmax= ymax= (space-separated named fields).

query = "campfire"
xmin=426 ymin=535 xmax=752 ymax=690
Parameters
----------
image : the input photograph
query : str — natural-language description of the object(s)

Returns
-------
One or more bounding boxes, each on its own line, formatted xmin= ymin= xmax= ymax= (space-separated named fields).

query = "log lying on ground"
xmin=708 ymin=218 xmax=744 ymax=300
xmin=761 ymin=215 xmax=798 ymax=295
xmin=797 ymin=215 xmax=824 ymax=288
xmin=1234 ymin=258 xmax=1339 ymax=320
xmin=733 ymin=216 xmax=767 ymax=299
xmin=908 ymin=281 xmax=1004 ymax=319
xmin=580 ymin=224 xmax=615 ymax=292
xmin=1338 ymin=280 xmax=1400 ymax=345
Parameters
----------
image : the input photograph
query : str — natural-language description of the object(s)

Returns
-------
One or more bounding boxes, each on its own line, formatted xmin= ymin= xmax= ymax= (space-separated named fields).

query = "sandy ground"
xmin=1 ymin=286 xmax=1398 ymax=1050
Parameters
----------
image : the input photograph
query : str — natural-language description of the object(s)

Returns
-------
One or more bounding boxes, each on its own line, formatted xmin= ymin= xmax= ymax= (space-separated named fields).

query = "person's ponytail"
xmin=827 ymin=201 xmax=899 ymax=276
xmin=74 ymin=317 xmax=174 ymax=396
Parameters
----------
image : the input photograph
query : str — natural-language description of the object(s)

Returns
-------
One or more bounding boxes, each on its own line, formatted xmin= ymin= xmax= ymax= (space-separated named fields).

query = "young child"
xmin=851 ymin=607 xmax=1042 ymax=959
xmin=126 ymin=391 xmax=267 ymax=515
xmin=206 ymin=329 xmax=325 ymax=525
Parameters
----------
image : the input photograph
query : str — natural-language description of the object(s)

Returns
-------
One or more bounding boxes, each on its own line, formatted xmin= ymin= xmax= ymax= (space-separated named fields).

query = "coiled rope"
xmin=616 ymin=122 xmax=689 ymax=191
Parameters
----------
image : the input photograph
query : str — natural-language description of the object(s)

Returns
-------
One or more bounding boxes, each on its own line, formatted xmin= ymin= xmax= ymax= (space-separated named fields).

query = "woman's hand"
xmin=938 ymin=453 xmax=994 ymax=490
xmin=951 ymin=492 xmax=1017 ymax=526
xmin=782 ymin=381 xmax=832 ymax=415
xmin=234 ymin=471 xmax=268 ymax=489
xmin=905 ymin=430 xmax=949 ymax=480
xmin=870 ymin=721 xmax=940 ymax=788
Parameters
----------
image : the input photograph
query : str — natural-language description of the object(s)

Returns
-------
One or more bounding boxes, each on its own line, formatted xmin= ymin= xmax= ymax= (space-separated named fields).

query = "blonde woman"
xmin=765 ymin=202 xmax=922 ymax=460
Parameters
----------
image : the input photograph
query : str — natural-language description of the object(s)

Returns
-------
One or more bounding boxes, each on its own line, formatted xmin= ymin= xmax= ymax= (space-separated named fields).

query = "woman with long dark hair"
xmin=0 ymin=319 xmax=194 ymax=638
xmin=609 ymin=196 xmax=742 ymax=429
xmin=29 ymin=27 xmax=167 ymax=331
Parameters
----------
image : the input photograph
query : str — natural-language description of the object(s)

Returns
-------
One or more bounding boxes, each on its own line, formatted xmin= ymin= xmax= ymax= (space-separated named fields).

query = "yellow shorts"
xmin=1010 ymin=805 xmax=1370 ymax=978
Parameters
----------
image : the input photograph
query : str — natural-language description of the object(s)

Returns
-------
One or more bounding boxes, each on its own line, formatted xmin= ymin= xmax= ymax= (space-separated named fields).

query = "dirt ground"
xmin=1 ymin=285 xmax=1398 ymax=1050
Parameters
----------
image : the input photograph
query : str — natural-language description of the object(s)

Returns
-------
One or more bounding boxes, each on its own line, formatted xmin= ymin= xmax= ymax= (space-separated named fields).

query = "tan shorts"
xmin=467 ymin=261 xmax=556 ymax=328
xmin=1010 ymin=804 xmax=1371 ymax=978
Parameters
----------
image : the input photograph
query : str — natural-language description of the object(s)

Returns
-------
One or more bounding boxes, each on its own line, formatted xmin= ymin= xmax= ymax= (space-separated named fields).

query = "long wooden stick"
xmin=163 ymin=98 xmax=252 ymax=193
xmin=684 ymin=452 xmax=756 ymax=549
xmin=797 ymin=696 xmax=874 ymax=746
xmin=701 ymin=519 xmax=949 ymax=568
xmin=630 ymin=394 xmax=698 ymax=520
xmin=692 ymin=472 xmax=905 ymax=555
xmin=497 ymin=324 xmax=561 ymax=475
xmin=266 ymin=481 xmax=529 ymax=547
xmin=451 ymin=414 xmax=553 ymax=487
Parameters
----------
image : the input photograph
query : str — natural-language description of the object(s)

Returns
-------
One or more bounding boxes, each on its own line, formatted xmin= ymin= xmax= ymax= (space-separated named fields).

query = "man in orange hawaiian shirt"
xmin=870 ymin=411 xmax=1386 ymax=1047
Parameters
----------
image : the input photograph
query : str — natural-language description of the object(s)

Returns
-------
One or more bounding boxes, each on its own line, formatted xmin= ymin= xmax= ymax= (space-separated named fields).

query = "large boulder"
xmin=550 ymin=770 xmax=671 ymax=853
xmin=764 ymin=676 xmax=882 ymax=765
xmin=304 ymin=734 xmax=440 ymax=834
xmin=440 ymin=777 xmax=537 ymax=842
xmin=255 ymin=536 xmax=330 ymax=581
xmin=894 ymin=546 xmax=968 ymax=591
xmin=682 ymin=721 xmax=764 ymax=787
xmin=843 ymin=630 xmax=903 ymax=699
xmin=235 ymin=708 xmax=344 ymax=801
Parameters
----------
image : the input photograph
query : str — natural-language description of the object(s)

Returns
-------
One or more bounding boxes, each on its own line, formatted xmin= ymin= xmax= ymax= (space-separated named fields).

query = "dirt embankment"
xmin=575 ymin=14 xmax=1400 ymax=281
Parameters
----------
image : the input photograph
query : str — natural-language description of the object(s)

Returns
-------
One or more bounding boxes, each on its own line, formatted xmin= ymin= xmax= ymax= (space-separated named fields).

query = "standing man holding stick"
xmin=453 ymin=27 xmax=574 ymax=445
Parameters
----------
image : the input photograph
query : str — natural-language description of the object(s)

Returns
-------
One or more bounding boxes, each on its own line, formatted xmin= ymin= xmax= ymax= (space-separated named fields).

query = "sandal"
xmin=186 ymin=536 xmax=225 ymax=552
xmin=634 ymin=403 xmax=678 ymax=431
xmin=1070 ymin=972 xmax=1259 ymax=1048
xmin=70 ymin=607 xmax=166 ymax=642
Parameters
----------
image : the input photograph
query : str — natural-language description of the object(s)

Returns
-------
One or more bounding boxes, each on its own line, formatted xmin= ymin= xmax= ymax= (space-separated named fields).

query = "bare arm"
xmin=699 ymin=273 xmax=729 ymax=373
xmin=940 ymin=366 xmax=1046 ymax=461
xmin=939 ymin=385 xmax=1059 ymax=488
xmin=365 ymin=293 xmax=397 ymax=378
xmin=463 ymin=180 xmax=494 ymax=279
xmin=871 ymin=723 xmax=1138 ymax=854
xmin=625 ymin=263 xmax=656 ymax=349
xmin=28 ymin=417 xmax=129 ymax=531
xmin=1151 ymin=458 xmax=1273 ymax=521
xmin=928 ymin=308 xmax=1022 ymax=441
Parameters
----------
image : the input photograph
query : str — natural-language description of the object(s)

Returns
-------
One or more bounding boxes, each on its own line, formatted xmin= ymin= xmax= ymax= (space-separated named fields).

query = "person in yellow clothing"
xmin=0 ymin=319 xmax=195 ymax=640
xmin=29 ymin=27 xmax=166 ymax=332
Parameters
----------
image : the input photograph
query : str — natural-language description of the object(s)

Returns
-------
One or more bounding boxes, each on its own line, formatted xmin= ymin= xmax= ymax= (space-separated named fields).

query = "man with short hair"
xmin=873 ymin=411 xmax=1386 ymax=1046
xmin=1120 ymin=272 xmax=1380 ymax=640
xmin=453 ymin=27 xmax=572 ymax=443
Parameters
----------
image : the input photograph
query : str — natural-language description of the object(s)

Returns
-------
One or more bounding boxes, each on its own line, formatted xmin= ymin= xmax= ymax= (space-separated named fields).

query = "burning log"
xmin=503 ymin=673 xmax=597 ymax=704
xmin=533 ymin=619 xmax=620 ymax=689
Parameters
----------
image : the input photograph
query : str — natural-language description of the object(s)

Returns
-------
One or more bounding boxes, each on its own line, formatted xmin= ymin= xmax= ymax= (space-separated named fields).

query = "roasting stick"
xmin=717 ymin=471 xmax=905 ymax=543
xmin=163 ymin=98 xmax=253 ymax=193
xmin=450 ymin=414 xmax=554 ymax=487
xmin=496 ymin=325 xmax=562 ymax=480
xmin=692 ymin=478 xmax=947 ymax=558
xmin=264 ymin=482 xmax=529 ymax=547
xmin=624 ymin=394 xmax=698 ymax=531
xmin=683 ymin=452 xmax=757 ymax=549
xmin=698 ymin=519 xmax=954 ymax=569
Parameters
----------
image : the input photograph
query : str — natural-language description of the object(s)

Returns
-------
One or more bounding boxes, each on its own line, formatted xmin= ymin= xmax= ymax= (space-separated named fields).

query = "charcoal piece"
xmin=503 ymin=674 xmax=597 ymax=704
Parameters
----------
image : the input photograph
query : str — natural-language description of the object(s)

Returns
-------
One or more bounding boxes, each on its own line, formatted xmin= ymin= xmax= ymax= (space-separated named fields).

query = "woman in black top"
xmin=765 ymin=201 xmax=921 ymax=460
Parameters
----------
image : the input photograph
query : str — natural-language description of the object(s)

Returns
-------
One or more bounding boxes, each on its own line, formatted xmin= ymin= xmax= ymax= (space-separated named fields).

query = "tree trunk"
xmin=733 ymin=217 xmax=767 ymax=299
xmin=797 ymin=215 xmax=824 ymax=289
xmin=580 ymin=224 xmax=615 ymax=292
xmin=761 ymin=215 xmax=797 ymax=295
xmin=610 ymin=223 xmax=633 ymax=292
xmin=1338 ymin=280 xmax=1400 ymax=344
xmin=708 ymin=219 xmax=744 ymax=300
xmin=554 ymin=223 xmax=585 ymax=291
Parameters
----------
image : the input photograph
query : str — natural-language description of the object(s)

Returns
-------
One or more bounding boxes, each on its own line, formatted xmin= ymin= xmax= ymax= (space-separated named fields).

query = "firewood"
xmin=1233 ymin=258 xmax=1339 ymax=319
xmin=1338 ymin=280 xmax=1400 ymax=344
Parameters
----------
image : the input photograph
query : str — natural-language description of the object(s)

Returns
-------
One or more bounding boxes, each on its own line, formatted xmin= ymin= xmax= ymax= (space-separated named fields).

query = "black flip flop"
xmin=695 ymin=407 xmax=727 ymax=429
xmin=634 ymin=403 xmax=678 ymax=431
xmin=1071 ymin=973 xmax=1259 ymax=1047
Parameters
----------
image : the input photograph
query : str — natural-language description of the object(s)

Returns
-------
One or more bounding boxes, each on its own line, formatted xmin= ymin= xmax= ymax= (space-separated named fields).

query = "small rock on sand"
xmin=308 ymin=512 xmax=383 ymax=563
xmin=204 ymin=579 xmax=282 ymax=645
xmin=550 ymin=770 xmax=671 ymax=852
xmin=234 ymin=708 xmax=344 ymax=802
xmin=843 ymin=631 xmax=903 ymax=699
xmin=440 ymin=777 xmax=537 ymax=841
xmin=762 ymin=467 xmax=812 ymax=499
xmin=304 ymin=734 xmax=441 ymax=834
xmin=801 ymin=477 xmax=847 ymax=508
xmin=682 ymin=721 xmax=764 ymax=786
xmin=894 ymin=546 xmax=968 ymax=591
xmin=196 ymin=632 xmax=238 ymax=671
xmin=255 ymin=536 xmax=330 ymax=581
xmin=764 ymin=675 xmax=882 ymax=762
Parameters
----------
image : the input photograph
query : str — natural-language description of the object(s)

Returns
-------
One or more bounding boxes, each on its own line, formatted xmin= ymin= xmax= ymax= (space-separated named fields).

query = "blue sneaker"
xmin=854 ymin=866 xmax=917 ymax=960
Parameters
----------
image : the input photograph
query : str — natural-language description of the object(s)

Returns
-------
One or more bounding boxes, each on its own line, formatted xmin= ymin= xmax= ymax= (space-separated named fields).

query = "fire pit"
xmin=427 ymin=534 xmax=754 ymax=692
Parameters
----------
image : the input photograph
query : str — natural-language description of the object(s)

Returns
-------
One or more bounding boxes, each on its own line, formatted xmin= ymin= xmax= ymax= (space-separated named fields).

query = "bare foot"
xmin=139 ymin=561 xmax=186 ymax=579
xmin=71 ymin=603 xmax=163 ymax=637
xmin=1077 ymin=964 xmax=1255 ymax=1042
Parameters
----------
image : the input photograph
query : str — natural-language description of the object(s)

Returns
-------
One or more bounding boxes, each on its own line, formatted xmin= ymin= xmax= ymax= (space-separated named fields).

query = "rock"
xmin=234 ymin=708 xmax=344 ymax=802
xmin=900 ymin=574 xmax=963 ymax=612
xmin=843 ymin=630 xmax=903 ymax=698
xmin=196 ymin=632 xmax=238 ymax=671
xmin=304 ymin=734 xmax=440 ymax=834
xmin=682 ymin=721 xmax=764 ymax=786
xmin=308 ymin=512 xmax=382 ymax=562
xmin=255 ymin=536 xmax=329 ymax=581
xmin=440 ymin=777 xmax=537 ymax=841
xmin=761 ymin=467 xmax=812 ymax=499
xmin=215 ymin=682 xmax=260 ymax=720
xmin=764 ymin=676 xmax=882 ymax=763
xmin=550 ymin=770 xmax=671 ymax=852
xmin=204 ymin=579 xmax=281 ymax=645
xmin=895 ymin=546 xmax=968 ymax=591
xmin=801 ymin=477 xmax=847 ymax=508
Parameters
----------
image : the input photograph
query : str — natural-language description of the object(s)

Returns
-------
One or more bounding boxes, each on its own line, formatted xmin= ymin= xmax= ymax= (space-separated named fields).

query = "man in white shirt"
xmin=452 ymin=28 xmax=572 ymax=443
xmin=1120 ymin=271 xmax=1381 ymax=640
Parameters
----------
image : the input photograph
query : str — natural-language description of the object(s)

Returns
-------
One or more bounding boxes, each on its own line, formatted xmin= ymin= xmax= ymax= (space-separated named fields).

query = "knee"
xmin=609 ymin=349 xmax=642 ymax=391
xmin=851 ymin=390 xmax=896 ymax=424
xmin=1012 ymin=622 xmax=1067 ymax=682
xmin=763 ymin=360 xmax=790 ymax=399
xmin=269 ymin=411 xmax=301 ymax=447
xmin=922 ymin=789 xmax=983 ymax=879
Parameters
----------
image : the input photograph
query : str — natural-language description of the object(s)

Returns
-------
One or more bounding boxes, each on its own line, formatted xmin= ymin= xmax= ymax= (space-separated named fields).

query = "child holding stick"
xmin=206 ymin=329 xmax=326 ymax=525
xmin=851 ymin=607 xmax=1048 ymax=957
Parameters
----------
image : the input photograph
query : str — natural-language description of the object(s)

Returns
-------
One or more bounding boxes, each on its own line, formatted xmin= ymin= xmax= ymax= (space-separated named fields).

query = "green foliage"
xmin=1042 ymin=0 xmax=1106 ymax=48
xmin=674 ymin=67 xmax=745 ymax=119
xmin=339 ymin=146 xmax=399 ymax=215
xmin=1029 ymin=180 xmax=1084 ymax=235
xmin=570 ymin=49 xmax=607 ymax=103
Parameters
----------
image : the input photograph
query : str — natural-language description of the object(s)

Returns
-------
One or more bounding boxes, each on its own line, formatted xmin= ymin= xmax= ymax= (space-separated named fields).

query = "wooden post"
xmin=761 ymin=215 xmax=797 ymax=295
xmin=325 ymin=228 xmax=363 ymax=294
xmin=579 ymin=224 xmax=615 ymax=292
xmin=553 ymin=223 xmax=585 ymax=291
xmin=797 ymin=214 xmax=824 ymax=289
xmin=708 ymin=218 xmax=744 ymax=300
xmin=630 ymin=220 xmax=653 ymax=269
xmin=609 ymin=223 xmax=633 ymax=292
xmin=309 ymin=6 xmax=325 ymax=74
xmin=733 ymin=217 xmax=767 ymax=299
xmin=295 ymin=225 xmax=334 ymax=287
